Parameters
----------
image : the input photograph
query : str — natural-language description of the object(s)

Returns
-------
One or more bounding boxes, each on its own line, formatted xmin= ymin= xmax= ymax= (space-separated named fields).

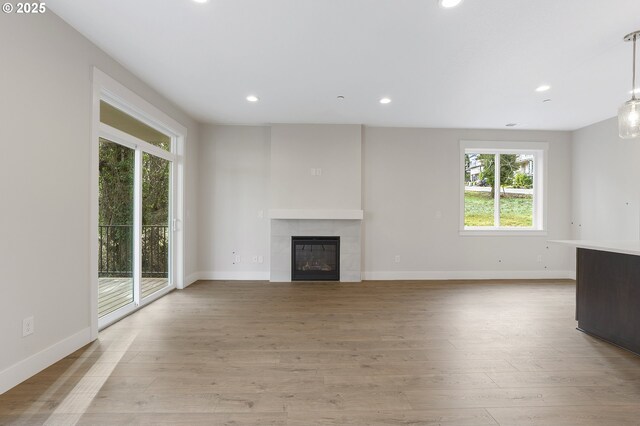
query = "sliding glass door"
xmin=141 ymin=153 xmax=171 ymax=298
xmin=98 ymin=100 xmax=176 ymax=328
xmin=98 ymin=138 xmax=135 ymax=317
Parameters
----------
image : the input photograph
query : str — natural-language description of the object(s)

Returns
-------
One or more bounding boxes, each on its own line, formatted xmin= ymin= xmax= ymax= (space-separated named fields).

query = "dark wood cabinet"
xmin=577 ymin=248 xmax=640 ymax=355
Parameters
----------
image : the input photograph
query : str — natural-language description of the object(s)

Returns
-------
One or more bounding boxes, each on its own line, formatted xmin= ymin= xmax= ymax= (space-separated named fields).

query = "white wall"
xmin=197 ymin=125 xmax=270 ymax=279
xmin=270 ymin=124 xmax=361 ymax=210
xmin=0 ymin=12 xmax=199 ymax=392
xmin=571 ymin=117 xmax=640 ymax=240
xmin=362 ymin=127 xmax=573 ymax=279
xmin=198 ymin=124 xmax=573 ymax=280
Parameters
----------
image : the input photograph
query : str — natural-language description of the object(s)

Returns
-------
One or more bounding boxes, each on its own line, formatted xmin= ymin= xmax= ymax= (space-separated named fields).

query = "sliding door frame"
xmin=90 ymin=68 xmax=186 ymax=338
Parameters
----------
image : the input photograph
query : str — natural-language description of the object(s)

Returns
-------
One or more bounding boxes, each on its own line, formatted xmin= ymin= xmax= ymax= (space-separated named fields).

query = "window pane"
xmin=141 ymin=152 xmax=170 ymax=297
xmin=464 ymin=153 xmax=495 ymax=226
xmin=499 ymin=153 xmax=534 ymax=227
xmin=98 ymin=138 xmax=135 ymax=317
xmin=100 ymin=101 xmax=171 ymax=151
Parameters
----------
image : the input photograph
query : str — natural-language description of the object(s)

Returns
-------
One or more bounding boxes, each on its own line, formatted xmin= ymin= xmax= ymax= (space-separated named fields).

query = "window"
xmin=100 ymin=101 xmax=172 ymax=150
xmin=460 ymin=141 xmax=547 ymax=234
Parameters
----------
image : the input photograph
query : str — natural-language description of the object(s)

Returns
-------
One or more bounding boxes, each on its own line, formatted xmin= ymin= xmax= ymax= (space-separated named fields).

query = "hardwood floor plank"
xmin=75 ymin=412 xmax=287 ymax=425
xmin=488 ymin=405 xmax=640 ymax=426
xmin=145 ymin=375 xmax=325 ymax=394
xmin=404 ymin=386 xmax=598 ymax=409
xmin=323 ymin=373 xmax=499 ymax=390
xmin=285 ymin=409 xmax=499 ymax=425
xmin=506 ymin=355 xmax=640 ymax=372
xmin=487 ymin=369 xmax=640 ymax=388
xmin=578 ymin=384 xmax=640 ymax=405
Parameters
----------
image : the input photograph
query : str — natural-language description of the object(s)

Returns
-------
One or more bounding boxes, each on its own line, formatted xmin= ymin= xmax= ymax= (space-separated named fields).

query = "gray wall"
xmin=197 ymin=124 xmax=574 ymax=279
xmin=197 ymin=125 xmax=270 ymax=279
xmin=270 ymin=124 xmax=362 ymax=210
xmin=571 ymin=117 xmax=640 ymax=241
xmin=362 ymin=127 xmax=572 ymax=278
xmin=0 ymin=12 xmax=200 ymax=384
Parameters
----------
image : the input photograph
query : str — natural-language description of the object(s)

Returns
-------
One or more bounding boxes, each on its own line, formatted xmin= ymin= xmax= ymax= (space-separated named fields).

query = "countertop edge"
xmin=548 ymin=240 xmax=640 ymax=256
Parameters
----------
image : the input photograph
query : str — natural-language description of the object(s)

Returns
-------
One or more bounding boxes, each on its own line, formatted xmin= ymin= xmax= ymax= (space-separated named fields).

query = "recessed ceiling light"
xmin=439 ymin=0 xmax=463 ymax=8
xmin=543 ymin=99 xmax=552 ymax=103
xmin=379 ymin=97 xmax=392 ymax=104
xmin=535 ymin=84 xmax=551 ymax=92
xmin=192 ymin=0 xmax=208 ymax=3
xmin=505 ymin=123 xmax=518 ymax=127
xmin=246 ymin=95 xmax=259 ymax=102
xmin=337 ymin=95 xmax=345 ymax=100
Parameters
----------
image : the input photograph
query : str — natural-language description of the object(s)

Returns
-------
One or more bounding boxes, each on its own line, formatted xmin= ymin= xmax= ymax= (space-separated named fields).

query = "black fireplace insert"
xmin=291 ymin=236 xmax=340 ymax=281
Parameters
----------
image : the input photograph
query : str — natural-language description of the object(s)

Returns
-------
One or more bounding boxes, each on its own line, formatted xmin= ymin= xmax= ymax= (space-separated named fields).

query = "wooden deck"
xmin=98 ymin=277 xmax=168 ymax=317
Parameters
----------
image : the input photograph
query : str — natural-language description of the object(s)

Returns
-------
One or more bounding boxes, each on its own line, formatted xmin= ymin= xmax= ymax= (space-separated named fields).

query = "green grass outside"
xmin=464 ymin=191 xmax=533 ymax=227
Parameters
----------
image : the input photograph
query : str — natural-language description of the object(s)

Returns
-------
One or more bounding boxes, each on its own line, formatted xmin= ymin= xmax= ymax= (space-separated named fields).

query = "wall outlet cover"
xmin=22 ymin=316 xmax=34 ymax=337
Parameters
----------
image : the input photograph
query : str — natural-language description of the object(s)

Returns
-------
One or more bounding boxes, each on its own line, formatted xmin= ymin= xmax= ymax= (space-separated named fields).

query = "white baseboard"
xmin=190 ymin=270 xmax=574 ymax=282
xmin=198 ymin=271 xmax=270 ymax=281
xmin=362 ymin=270 xmax=575 ymax=281
xmin=0 ymin=327 xmax=92 ymax=394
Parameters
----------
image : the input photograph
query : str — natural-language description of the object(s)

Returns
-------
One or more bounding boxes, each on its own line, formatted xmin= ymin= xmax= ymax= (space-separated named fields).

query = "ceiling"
xmin=48 ymin=0 xmax=640 ymax=130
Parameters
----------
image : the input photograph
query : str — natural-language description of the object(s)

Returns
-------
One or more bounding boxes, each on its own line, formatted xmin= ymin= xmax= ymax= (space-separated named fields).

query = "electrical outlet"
xmin=310 ymin=168 xmax=316 ymax=176
xmin=394 ymin=255 xmax=401 ymax=263
xmin=537 ymin=255 xmax=543 ymax=262
xmin=316 ymin=168 xmax=322 ymax=176
xmin=258 ymin=255 xmax=264 ymax=264
xmin=234 ymin=255 xmax=241 ymax=264
xmin=22 ymin=316 xmax=34 ymax=337
xmin=252 ymin=255 xmax=258 ymax=263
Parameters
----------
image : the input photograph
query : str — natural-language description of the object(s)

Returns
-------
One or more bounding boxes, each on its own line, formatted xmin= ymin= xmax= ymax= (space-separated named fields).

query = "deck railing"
xmin=98 ymin=225 xmax=168 ymax=277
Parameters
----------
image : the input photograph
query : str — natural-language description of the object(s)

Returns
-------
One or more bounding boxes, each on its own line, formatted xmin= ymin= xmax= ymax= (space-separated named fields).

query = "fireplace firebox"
xmin=291 ymin=236 xmax=340 ymax=281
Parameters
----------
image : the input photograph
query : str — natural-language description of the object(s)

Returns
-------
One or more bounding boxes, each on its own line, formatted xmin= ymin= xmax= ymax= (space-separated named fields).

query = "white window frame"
xmin=90 ymin=68 xmax=187 ymax=337
xmin=459 ymin=140 xmax=548 ymax=236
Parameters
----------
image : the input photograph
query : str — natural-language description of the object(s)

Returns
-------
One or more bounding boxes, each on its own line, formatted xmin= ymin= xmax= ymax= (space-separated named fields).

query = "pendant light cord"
xmin=633 ymin=34 xmax=637 ymax=100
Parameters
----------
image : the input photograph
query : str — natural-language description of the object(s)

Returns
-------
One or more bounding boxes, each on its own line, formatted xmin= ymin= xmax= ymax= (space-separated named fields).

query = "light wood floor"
xmin=98 ymin=277 xmax=168 ymax=317
xmin=3 ymin=279 xmax=640 ymax=425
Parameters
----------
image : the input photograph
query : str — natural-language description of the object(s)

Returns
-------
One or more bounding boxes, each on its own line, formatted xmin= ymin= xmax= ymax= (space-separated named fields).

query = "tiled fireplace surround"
xmin=270 ymin=219 xmax=362 ymax=282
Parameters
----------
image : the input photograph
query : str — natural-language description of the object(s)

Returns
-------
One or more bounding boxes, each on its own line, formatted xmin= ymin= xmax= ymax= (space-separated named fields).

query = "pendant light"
xmin=619 ymin=31 xmax=640 ymax=139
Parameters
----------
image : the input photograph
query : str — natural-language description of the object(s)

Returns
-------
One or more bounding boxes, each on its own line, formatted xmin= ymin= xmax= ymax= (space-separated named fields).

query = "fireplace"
xmin=291 ymin=236 xmax=340 ymax=281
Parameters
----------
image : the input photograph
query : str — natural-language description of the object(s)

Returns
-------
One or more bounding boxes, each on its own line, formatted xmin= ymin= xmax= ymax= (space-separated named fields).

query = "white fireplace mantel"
xmin=269 ymin=209 xmax=363 ymax=220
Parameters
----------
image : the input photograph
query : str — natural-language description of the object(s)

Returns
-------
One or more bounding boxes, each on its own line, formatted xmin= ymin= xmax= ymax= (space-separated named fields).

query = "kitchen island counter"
xmin=551 ymin=240 xmax=640 ymax=355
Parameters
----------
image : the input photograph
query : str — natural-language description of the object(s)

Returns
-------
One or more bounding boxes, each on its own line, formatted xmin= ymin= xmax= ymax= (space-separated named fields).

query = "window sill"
xmin=460 ymin=228 xmax=547 ymax=237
